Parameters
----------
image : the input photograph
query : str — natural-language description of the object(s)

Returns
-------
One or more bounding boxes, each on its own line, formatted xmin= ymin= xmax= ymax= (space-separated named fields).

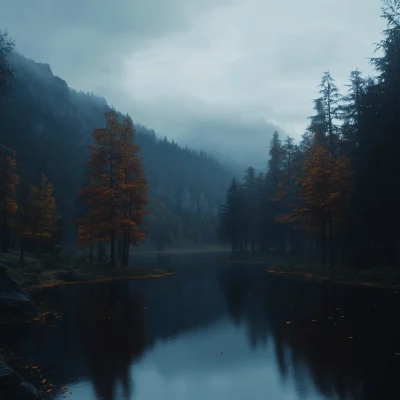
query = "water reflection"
xmin=1 ymin=253 xmax=400 ymax=400
xmin=74 ymin=284 xmax=146 ymax=400
xmin=219 ymin=262 xmax=400 ymax=400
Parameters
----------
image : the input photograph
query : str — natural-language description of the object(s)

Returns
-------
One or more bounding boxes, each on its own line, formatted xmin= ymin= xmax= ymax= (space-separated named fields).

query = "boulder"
xmin=0 ymin=355 xmax=43 ymax=399
xmin=0 ymin=264 xmax=38 ymax=320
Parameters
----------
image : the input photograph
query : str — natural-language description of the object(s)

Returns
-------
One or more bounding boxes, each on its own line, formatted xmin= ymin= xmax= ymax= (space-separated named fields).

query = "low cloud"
xmin=0 ymin=0 xmax=386 ymax=166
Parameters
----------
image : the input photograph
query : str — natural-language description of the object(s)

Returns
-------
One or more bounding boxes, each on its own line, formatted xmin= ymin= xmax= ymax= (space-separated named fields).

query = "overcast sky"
xmin=0 ymin=0 xmax=386 ymax=168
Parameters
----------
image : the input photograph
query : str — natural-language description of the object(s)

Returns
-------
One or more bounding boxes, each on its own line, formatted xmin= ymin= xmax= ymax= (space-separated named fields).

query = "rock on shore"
xmin=0 ymin=263 xmax=38 ymax=321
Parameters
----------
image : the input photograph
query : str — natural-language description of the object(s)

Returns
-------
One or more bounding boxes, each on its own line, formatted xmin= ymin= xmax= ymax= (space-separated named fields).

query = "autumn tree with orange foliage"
xmin=118 ymin=116 xmax=148 ymax=266
xmin=77 ymin=109 xmax=148 ymax=267
xmin=293 ymin=141 xmax=352 ymax=266
xmin=0 ymin=147 xmax=19 ymax=252
xmin=19 ymin=173 xmax=59 ymax=263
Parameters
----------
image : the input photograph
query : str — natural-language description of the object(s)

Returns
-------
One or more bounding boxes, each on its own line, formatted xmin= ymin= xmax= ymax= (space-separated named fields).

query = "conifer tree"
xmin=296 ymin=141 xmax=352 ymax=266
xmin=20 ymin=173 xmax=59 ymax=263
xmin=217 ymin=178 xmax=245 ymax=251
xmin=77 ymin=110 xmax=148 ymax=267
xmin=0 ymin=148 xmax=19 ymax=252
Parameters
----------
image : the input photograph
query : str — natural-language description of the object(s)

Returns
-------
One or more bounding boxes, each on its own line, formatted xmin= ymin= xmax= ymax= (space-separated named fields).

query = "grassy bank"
xmin=268 ymin=263 xmax=400 ymax=289
xmin=219 ymin=251 xmax=400 ymax=289
xmin=133 ymin=245 xmax=230 ymax=254
xmin=0 ymin=250 xmax=174 ymax=292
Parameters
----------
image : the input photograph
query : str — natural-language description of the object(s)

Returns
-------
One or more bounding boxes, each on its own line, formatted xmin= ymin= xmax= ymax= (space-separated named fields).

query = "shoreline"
xmin=132 ymin=247 xmax=230 ymax=255
xmin=265 ymin=268 xmax=400 ymax=290
xmin=1 ymin=268 xmax=174 ymax=327
xmin=27 ymin=269 xmax=175 ymax=292
xmin=219 ymin=252 xmax=400 ymax=290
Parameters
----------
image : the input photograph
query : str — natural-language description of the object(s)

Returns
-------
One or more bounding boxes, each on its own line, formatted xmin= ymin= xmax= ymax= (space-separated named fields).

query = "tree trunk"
xmin=328 ymin=210 xmax=334 ymax=269
xmin=19 ymin=238 xmax=25 ymax=265
xmin=118 ymin=236 xmax=124 ymax=267
xmin=98 ymin=242 xmax=102 ymax=262
xmin=125 ymin=229 xmax=131 ymax=266
xmin=110 ymin=225 xmax=115 ymax=268
xmin=120 ymin=231 xmax=127 ymax=267
xmin=89 ymin=244 xmax=93 ymax=264
xmin=321 ymin=215 xmax=327 ymax=266
xmin=1 ymin=212 xmax=10 ymax=253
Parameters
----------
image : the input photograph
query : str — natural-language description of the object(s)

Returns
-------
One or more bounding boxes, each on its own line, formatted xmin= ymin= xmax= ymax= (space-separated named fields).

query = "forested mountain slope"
xmin=0 ymin=52 xmax=233 ymax=249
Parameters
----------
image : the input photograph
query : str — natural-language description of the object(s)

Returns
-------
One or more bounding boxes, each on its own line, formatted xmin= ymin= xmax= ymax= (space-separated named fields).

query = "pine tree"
xmin=77 ymin=110 xmax=148 ymax=267
xmin=118 ymin=115 xmax=148 ymax=267
xmin=243 ymin=167 xmax=258 ymax=252
xmin=20 ymin=173 xmax=59 ymax=263
xmin=0 ymin=148 xmax=19 ymax=252
xmin=263 ymin=131 xmax=285 ymax=251
xmin=77 ymin=109 xmax=120 ymax=266
xmin=0 ymin=30 xmax=14 ymax=98
xmin=217 ymin=178 xmax=245 ymax=251
xmin=296 ymin=141 xmax=352 ymax=266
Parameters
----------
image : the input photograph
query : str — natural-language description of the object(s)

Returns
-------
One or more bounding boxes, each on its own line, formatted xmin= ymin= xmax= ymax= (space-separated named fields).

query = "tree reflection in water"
xmin=219 ymin=263 xmax=400 ymax=400
xmin=2 ymin=255 xmax=400 ymax=400
xmin=75 ymin=283 xmax=147 ymax=400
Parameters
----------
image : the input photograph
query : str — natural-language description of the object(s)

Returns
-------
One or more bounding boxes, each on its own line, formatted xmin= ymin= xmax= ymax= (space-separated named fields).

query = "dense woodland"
xmin=0 ymin=33 xmax=233 ymax=260
xmin=218 ymin=0 xmax=400 ymax=269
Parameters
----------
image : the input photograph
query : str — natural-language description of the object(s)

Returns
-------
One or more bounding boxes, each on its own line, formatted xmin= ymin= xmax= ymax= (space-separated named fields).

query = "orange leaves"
xmin=296 ymin=143 xmax=353 ymax=230
xmin=21 ymin=172 xmax=59 ymax=242
xmin=77 ymin=109 xmax=149 ymax=251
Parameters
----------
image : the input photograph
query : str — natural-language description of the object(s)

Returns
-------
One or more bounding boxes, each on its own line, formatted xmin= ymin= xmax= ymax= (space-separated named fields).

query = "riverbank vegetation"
xmin=0 ymin=103 xmax=152 ymax=272
xmin=218 ymin=0 xmax=400 ymax=283
xmin=0 ymin=32 xmax=178 ymax=290
xmin=1 ymin=248 xmax=173 ymax=292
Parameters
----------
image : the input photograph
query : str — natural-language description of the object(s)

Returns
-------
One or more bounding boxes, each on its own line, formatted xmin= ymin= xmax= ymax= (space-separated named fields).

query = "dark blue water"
xmin=1 ymin=252 xmax=400 ymax=400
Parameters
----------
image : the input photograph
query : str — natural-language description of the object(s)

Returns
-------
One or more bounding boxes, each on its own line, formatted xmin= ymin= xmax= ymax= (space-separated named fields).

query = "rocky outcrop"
xmin=0 ymin=355 xmax=43 ymax=400
xmin=0 ymin=264 xmax=38 ymax=320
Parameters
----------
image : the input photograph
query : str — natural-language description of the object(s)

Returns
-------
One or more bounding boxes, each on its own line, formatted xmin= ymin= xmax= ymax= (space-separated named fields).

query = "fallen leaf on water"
xmin=286 ymin=321 xmax=291 ymax=325
xmin=41 ymin=379 xmax=47 ymax=384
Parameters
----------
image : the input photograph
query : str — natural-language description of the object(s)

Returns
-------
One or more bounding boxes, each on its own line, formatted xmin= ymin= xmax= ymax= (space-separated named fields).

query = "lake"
xmin=1 ymin=252 xmax=400 ymax=400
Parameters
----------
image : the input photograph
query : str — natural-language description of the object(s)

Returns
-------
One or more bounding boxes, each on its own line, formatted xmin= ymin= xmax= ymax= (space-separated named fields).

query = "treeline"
xmin=218 ymin=0 xmax=400 ymax=268
xmin=1 ymin=107 xmax=148 ymax=267
xmin=0 ymin=36 xmax=232 ymax=250
xmin=0 ymin=146 xmax=59 ymax=262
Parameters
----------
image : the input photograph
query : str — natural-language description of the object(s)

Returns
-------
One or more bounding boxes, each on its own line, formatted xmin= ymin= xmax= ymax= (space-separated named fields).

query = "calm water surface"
xmin=1 ymin=252 xmax=400 ymax=400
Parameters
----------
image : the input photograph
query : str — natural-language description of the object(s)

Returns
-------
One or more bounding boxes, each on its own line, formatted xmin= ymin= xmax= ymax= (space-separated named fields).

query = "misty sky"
xmin=0 ymin=0 xmax=386 ymax=168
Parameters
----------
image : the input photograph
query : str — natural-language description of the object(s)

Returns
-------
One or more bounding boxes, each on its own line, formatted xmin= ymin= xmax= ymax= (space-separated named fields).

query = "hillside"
xmin=0 ymin=52 xmax=233 ymax=250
